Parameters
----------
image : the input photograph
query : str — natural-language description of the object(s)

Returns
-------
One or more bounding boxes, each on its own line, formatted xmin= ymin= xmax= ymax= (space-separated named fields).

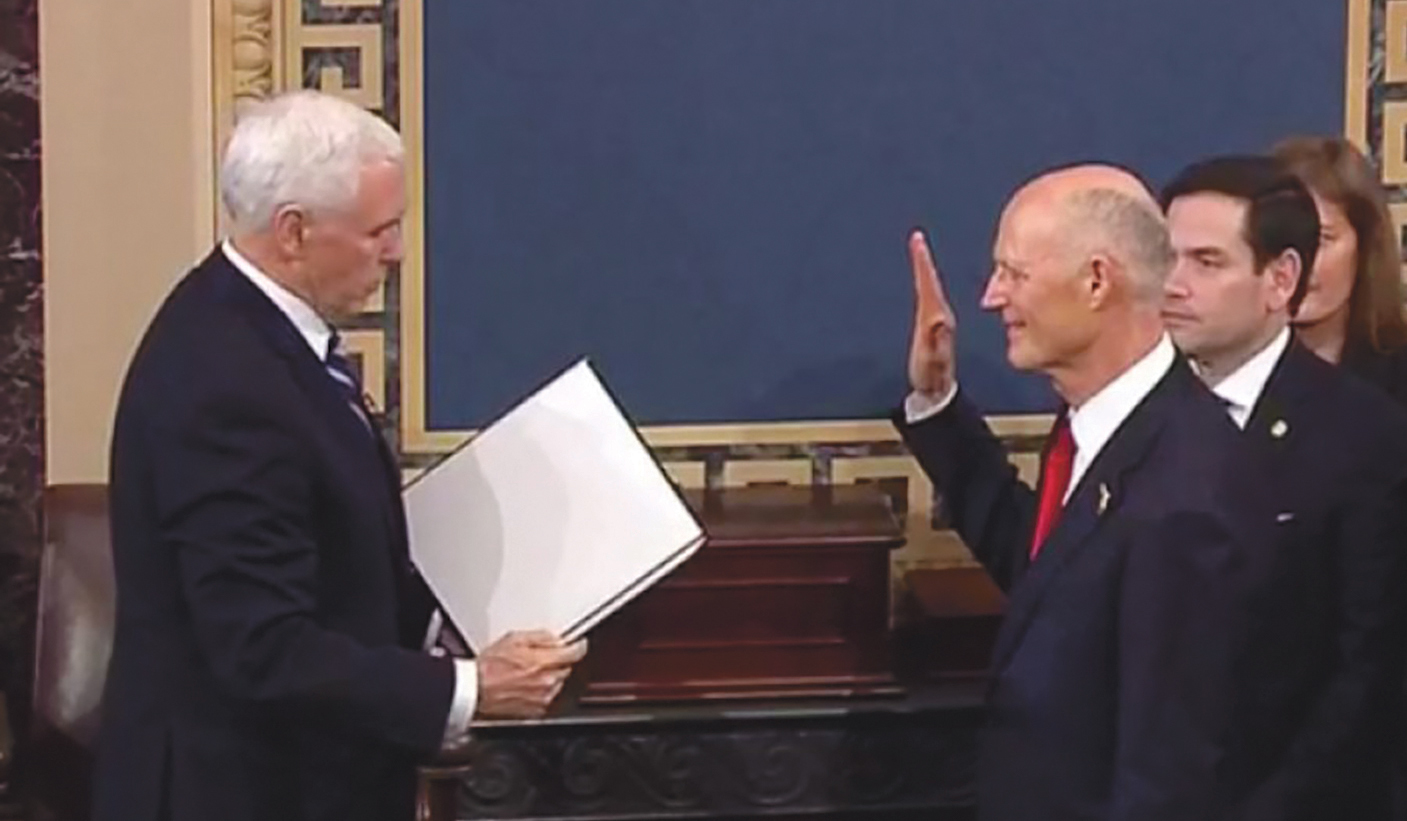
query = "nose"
xmin=382 ymin=222 xmax=405 ymax=264
xmin=980 ymin=270 xmax=1005 ymax=311
xmin=1163 ymin=264 xmax=1191 ymax=302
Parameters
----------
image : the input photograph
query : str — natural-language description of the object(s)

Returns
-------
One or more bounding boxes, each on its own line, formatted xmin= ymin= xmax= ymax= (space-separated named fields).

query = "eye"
xmin=369 ymin=218 xmax=403 ymax=240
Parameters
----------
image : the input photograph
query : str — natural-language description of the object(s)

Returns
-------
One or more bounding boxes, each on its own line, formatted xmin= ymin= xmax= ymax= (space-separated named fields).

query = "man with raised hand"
xmin=895 ymin=164 xmax=1274 ymax=820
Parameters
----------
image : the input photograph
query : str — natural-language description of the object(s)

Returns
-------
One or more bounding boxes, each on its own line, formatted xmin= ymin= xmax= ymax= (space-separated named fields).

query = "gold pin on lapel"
xmin=1270 ymin=419 xmax=1289 ymax=439
xmin=1098 ymin=483 xmax=1112 ymax=515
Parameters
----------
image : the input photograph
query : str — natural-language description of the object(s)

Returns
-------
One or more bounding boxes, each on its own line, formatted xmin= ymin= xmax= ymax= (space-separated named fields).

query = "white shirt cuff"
xmin=422 ymin=608 xmax=443 ymax=652
xmin=903 ymin=382 xmax=959 ymax=424
xmin=441 ymin=658 xmax=478 ymax=748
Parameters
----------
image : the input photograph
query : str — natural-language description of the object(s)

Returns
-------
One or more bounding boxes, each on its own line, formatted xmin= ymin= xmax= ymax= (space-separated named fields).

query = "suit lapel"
xmin=204 ymin=252 xmax=407 ymax=551
xmin=988 ymin=360 xmax=1185 ymax=674
xmin=367 ymin=420 xmax=412 ymax=557
xmin=1244 ymin=340 xmax=1312 ymax=456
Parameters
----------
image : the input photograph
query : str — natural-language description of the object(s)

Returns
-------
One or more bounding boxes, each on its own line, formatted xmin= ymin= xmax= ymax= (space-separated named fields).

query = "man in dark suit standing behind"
xmin=895 ymin=165 xmax=1277 ymax=820
xmin=1161 ymin=155 xmax=1407 ymax=820
xmin=93 ymin=90 xmax=586 ymax=821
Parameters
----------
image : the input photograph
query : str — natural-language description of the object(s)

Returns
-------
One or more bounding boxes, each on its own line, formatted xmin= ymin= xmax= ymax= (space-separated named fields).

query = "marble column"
xmin=0 ymin=0 xmax=43 ymax=739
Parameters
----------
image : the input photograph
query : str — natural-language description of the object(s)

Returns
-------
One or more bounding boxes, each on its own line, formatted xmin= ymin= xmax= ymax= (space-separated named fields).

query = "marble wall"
xmin=0 ymin=0 xmax=42 ymax=732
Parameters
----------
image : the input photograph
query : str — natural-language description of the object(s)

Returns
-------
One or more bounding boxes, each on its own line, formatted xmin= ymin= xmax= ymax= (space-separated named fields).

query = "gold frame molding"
xmin=209 ymin=0 xmax=1375 ymax=542
xmin=1346 ymin=0 xmax=1370 ymax=150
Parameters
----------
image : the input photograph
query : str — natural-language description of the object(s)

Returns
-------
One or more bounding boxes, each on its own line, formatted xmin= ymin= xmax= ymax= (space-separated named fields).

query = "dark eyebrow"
xmin=1187 ymin=246 xmax=1227 ymax=261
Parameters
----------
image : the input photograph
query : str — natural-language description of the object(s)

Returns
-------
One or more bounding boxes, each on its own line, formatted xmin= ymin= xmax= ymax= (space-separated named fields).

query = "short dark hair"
xmin=1159 ymin=155 xmax=1321 ymax=315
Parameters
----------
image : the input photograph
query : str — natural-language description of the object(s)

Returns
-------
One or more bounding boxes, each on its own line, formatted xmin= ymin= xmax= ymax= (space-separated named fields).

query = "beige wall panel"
xmin=41 ymin=0 xmax=216 ymax=481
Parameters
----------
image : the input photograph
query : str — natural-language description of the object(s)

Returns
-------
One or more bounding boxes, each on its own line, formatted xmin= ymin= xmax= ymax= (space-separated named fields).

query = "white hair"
xmin=1061 ymin=188 xmax=1175 ymax=304
xmin=219 ymin=90 xmax=404 ymax=233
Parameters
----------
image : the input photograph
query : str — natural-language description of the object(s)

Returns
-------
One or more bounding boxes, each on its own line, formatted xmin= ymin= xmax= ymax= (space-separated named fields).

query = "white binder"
xmin=403 ymin=359 xmax=705 ymax=651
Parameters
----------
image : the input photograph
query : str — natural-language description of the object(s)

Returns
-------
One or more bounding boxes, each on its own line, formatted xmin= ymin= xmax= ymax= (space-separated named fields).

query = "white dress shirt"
xmin=1063 ymin=334 xmax=1177 ymax=498
xmin=222 ymin=240 xmax=333 ymax=359
xmin=904 ymin=334 xmax=1178 ymax=503
xmin=1200 ymin=326 xmax=1290 ymax=430
xmin=222 ymin=240 xmax=479 ymax=746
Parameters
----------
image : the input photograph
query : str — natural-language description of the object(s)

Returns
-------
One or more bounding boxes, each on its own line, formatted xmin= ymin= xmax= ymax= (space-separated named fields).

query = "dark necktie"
xmin=1029 ymin=416 xmax=1075 ymax=560
xmin=325 ymin=331 xmax=373 ymax=430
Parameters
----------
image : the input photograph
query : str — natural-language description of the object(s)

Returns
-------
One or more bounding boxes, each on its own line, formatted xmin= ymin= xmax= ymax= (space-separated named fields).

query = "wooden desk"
xmin=460 ymin=682 xmax=984 ymax=820
xmin=453 ymin=487 xmax=998 ymax=819
xmin=583 ymin=485 xmax=905 ymax=703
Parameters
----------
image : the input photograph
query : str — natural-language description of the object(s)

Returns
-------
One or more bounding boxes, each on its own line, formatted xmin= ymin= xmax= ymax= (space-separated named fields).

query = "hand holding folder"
xmin=474 ymin=630 xmax=587 ymax=718
xmin=404 ymin=359 xmax=706 ymax=702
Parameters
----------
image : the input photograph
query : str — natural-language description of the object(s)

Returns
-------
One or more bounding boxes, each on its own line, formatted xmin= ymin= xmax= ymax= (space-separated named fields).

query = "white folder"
xmin=403 ymin=359 xmax=705 ymax=651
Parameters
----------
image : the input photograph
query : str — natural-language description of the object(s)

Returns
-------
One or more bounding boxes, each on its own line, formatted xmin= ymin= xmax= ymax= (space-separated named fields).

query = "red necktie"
xmin=1029 ymin=416 xmax=1075 ymax=560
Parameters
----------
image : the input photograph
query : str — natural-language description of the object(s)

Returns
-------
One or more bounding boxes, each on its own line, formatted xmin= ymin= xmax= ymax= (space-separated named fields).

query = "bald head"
xmin=982 ymin=163 xmax=1172 ymax=403
xmin=1012 ymin=164 xmax=1160 ymax=212
xmin=1001 ymin=164 xmax=1173 ymax=303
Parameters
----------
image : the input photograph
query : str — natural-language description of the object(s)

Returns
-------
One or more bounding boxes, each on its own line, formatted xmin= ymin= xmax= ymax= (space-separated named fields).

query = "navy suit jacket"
xmin=92 ymin=250 xmax=455 ymax=821
xmin=1343 ymin=337 xmax=1407 ymax=411
xmin=1339 ymin=338 xmax=1407 ymax=821
xmin=1231 ymin=339 xmax=1407 ymax=821
xmin=896 ymin=357 xmax=1279 ymax=821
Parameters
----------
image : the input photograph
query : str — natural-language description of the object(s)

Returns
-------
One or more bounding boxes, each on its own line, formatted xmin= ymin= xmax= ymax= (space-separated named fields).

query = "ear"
xmin=1086 ymin=253 xmax=1115 ymax=308
xmin=1265 ymin=248 xmax=1301 ymax=313
xmin=270 ymin=205 xmax=309 ymax=259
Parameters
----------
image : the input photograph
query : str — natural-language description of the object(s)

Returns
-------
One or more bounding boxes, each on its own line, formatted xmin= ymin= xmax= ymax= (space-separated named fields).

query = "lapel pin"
xmin=1098 ymin=483 xmax=1111 ymax=515
xmin=1270 ymin=419 xmax=1289 ymax=439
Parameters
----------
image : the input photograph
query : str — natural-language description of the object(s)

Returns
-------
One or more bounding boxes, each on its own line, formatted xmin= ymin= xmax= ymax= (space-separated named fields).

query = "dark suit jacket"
xmin=1343 ymin=337 xmax=1407 ymax=410
xmin=896 ymin=357 xmax=1279 ymax=821
xmin=92 ymin=249 xmax=456 ymax=821
xmin=1340 ymin=338 xmax=1407 ymax=821
xmin=1232 ymin=339 xmax=1407 ymax=821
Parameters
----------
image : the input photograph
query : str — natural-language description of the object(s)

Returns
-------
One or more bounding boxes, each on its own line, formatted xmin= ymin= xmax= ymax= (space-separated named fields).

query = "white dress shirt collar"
xmin=221 ymin=239 xmax=333 ymax=360
xmin=1064 ymin=333 xmax=1177 ymax=499
xmin=1204 ymin=326 xmax=1290 ymax=430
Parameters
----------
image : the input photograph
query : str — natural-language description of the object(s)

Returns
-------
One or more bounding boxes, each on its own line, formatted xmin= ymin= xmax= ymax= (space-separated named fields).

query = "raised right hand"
xmin=474 ymin=630 xmax=587 ymax=719
xmin=907 ymin=230 xmax=957 ymax=397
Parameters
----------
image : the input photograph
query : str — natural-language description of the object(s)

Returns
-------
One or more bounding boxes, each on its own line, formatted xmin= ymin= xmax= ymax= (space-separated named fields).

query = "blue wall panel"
xmin=424 ymin=0 xmax=1344 ymax=427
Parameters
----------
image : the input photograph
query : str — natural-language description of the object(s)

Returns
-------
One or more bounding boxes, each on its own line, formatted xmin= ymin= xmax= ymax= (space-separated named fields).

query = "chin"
xmin=1166 ymin=330 xmax=1196 ymax=354
xmin=1005 ymin=346 xmax=1040 ymax=373
xmin=343 ymin=291 xmax=378 ymax=317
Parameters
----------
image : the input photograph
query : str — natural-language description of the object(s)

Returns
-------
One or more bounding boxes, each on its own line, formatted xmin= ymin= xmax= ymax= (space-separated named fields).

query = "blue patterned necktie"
xmin=325 ymin=331 xmax=372 ymax=430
